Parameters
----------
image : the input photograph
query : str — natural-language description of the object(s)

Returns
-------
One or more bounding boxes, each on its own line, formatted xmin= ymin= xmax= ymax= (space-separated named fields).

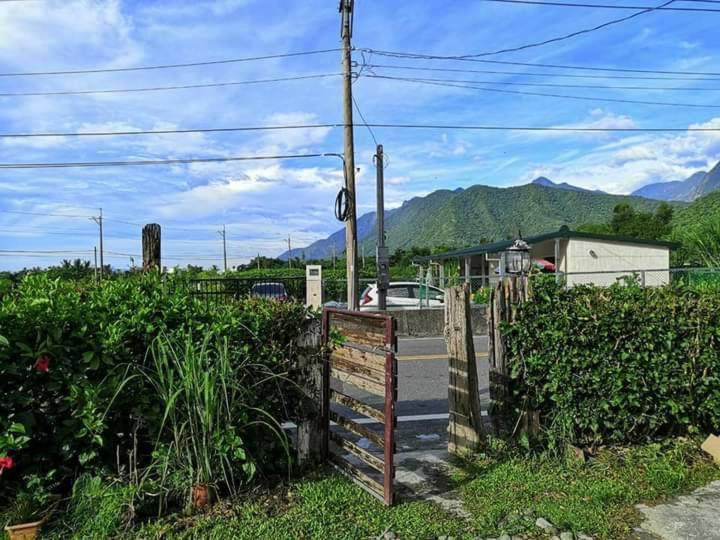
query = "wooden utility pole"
xmin=217 ymin=225 xmax=227 ymax=272
xmin=91 ymin=208 xmax=104 ymax=280
xmin=445 ymin=284 xmax=484 ymax=453
xmin=375 ymin=144 xmax=389 ymax=311
xmin=142 ymin=223 xmax=161 ymax=271
xmin=340 ymin=0 xmax=359 ymax=310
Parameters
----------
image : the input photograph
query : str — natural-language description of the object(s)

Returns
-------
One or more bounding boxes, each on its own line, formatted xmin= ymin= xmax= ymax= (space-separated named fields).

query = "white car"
xmin=360 ymin=282 xmax=445 ymax=310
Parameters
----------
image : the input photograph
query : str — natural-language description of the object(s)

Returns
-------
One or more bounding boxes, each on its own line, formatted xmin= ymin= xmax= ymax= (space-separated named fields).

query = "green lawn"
xmin=29 ymin=438 xmax=720 ymax=540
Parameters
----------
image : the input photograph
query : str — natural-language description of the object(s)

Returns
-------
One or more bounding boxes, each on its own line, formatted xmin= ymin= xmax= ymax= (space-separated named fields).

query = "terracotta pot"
xmin=4 ymin=520 xmax=43 ymax=540
xmin=191 ymin=484 xmax=215 ymax=509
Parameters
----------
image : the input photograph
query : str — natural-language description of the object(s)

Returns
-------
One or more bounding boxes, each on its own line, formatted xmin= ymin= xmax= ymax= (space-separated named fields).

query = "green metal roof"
xmin=417 ymin=226 xmax=679 ymax=262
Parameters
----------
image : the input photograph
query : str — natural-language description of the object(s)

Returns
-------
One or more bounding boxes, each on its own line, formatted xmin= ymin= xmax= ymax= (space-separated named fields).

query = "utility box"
xmin=305 ymin=265 xmax=323 ymax=309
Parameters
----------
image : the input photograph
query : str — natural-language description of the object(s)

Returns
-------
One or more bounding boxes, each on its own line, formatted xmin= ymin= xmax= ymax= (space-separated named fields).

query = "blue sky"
xmin=1 ymin=0 xmax=719 ymax=270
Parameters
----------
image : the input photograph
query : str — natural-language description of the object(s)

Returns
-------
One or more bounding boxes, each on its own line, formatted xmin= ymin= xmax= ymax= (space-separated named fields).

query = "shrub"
xmin=502 ymin=277 xmax=720 ymax=446
xmin=0 ymin=273 xmax=318 ymax=499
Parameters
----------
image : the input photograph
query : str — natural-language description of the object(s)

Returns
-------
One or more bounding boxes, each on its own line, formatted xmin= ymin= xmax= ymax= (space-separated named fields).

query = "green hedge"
xmin=503 ymin=278 xmax=720 ymax=446
xmin=0 ymin=273 xmax=316 ymax=498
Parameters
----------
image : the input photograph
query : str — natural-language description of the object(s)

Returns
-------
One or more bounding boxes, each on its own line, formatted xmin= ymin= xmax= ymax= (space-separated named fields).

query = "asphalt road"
xmin=333 ymin=335 xmax=490 ymax=452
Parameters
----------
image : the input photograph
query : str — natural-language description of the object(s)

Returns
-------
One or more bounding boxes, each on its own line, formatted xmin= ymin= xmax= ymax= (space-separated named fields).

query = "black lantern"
xmin=505 ymin=237 xmax=532 ymax=274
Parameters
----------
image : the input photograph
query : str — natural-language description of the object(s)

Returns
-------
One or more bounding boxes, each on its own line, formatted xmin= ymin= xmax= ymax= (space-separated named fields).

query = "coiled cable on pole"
xmin=334 ymin=187 xmax=351 ymax=222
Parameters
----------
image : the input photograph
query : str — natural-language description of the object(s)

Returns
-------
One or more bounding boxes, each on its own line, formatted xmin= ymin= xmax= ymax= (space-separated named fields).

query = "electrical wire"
xmin=351 ymin=95 xmax=379 ymax=145
xmin=0 ymin=123 xmax=343 ymax=139
xmin=0 ymin=48 xmax=341 ymax=77
xmin=0 ymin=209 xmax=91 ymax=218
xmin=478 ymin=0 xmax=720 ymax=11
xmin=365 ymin=72 xmax=720 ymax=91
xmin=359 ymin=47 xmax=720 ymax=76
xmin=382 ymin=0 xmax=678 ymax=59
xmin=0 ymin=152 xmax=340 ymax=170
xmin=364 ymin=63 xmax=720 ymax=81
xmin=0 ymin=73 xmax=341 ymax=97
xmin=367 ymin=74 xmax=720 ymax=108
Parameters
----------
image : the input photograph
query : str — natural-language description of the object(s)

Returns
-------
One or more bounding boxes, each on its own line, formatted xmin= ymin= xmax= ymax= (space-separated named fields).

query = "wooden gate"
xmin=321 ymin=308 xmax=397 ymax=506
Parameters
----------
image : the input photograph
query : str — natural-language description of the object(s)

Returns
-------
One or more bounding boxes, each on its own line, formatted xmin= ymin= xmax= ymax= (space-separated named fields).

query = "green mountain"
xmin=672 ymin=190 xmax=720 ymax=235
xmin=290 ymin=182 xmax=684 ymax=259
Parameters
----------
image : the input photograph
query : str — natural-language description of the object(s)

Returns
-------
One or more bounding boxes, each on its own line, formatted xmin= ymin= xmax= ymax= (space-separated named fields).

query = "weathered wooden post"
xmin=445 ymin=283 xmax=484 ymax=453
xmin=296 ymin=317 xmax=324 ymax=466
xmin=142 ymin=223 xmax=161 ymax=271
xmin=488 ymin=276 xmax=530 ymax=433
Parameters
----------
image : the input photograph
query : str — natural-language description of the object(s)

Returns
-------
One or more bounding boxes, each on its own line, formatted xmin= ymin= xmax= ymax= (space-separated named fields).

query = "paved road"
xmin=334 ymin=335 xmax=490 ymax=452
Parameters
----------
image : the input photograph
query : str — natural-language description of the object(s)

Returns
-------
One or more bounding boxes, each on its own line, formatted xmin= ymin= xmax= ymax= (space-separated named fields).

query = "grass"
xmin=130 ymin=475 xmax=470 ymax=539
xmin=456 ymin=437 xmax=720 ymax=539
xmin=15 ymin=438 xmax=719 ymax=539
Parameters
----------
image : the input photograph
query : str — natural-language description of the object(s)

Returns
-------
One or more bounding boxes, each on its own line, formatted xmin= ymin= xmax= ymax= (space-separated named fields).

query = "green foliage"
xmin=1 ymin=471 xmax=59 ymax=525
xmin=132 ymin=474 xmax=469 ymax=539
xmin=0 ymin=272 xmax=317 ymax=501
xmin=472 ymin=287 xmax=491 ymax=305
xmin=502 ymin=277 xmax=720 ymax=446
xmin=579 ymin=202 xmax=674 ymax=241
xmin=460 ymin=438 xmax=720 ymax=540
xmin=43 ymin=474 xmax=136 ymax=539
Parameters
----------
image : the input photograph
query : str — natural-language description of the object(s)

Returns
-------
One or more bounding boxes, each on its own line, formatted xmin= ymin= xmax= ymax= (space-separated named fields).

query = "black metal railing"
xmin=188 ymin=277 xmax=307 ymax=305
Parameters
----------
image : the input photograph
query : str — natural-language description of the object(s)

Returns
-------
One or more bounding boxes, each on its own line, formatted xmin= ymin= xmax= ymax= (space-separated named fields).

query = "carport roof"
xmin=415 ymin=226 xmax=679 ymax=262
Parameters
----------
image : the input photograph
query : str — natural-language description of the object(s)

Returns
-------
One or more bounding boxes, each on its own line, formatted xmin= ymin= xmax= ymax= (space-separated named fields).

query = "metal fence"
xmin=188 ymin=277 xmax=307 ymax=305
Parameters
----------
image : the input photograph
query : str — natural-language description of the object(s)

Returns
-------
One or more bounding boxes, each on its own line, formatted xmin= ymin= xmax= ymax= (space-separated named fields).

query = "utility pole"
xmin=288 ymin=235 xmax=292 ymax=270
xmin=257 ymin=253 xmax=260 ymax=270
xmin=375 ymin=144 xmax=389 ymax=310
xmin=340 ymin=0 xmax=359 ymax=310
xmin=93 ymin=246 xmax=98 ymax=284
xmin=218 ymin=225 xmax=227 ymax=272
xmin=91 ymin=208 xmax=104 ymax=281
xmin=332 ymin=242 xmax=337 ymax=271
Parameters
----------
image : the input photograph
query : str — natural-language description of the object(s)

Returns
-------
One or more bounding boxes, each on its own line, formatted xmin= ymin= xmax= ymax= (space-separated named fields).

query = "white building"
xmin=423 ymin=226 xmax=678 ymax=287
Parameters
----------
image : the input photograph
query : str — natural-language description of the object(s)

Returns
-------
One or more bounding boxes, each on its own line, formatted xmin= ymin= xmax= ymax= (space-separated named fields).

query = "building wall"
xmin=565 ymin=238 xmax=670 ymax=286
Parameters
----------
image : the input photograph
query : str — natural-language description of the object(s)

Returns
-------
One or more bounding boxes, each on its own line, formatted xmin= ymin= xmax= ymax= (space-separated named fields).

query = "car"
xmin=360 ymin=282 xmax=445 ymax=310
xmin=250 ymin=281 xmax=288 ymax=301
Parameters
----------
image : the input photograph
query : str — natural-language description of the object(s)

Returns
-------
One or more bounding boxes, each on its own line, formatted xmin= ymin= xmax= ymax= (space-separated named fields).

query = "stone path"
xmin=635 ymin=480 xmax=720 ymax=540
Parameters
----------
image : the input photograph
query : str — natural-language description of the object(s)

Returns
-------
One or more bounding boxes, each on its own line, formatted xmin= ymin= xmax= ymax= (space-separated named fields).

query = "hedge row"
xmin=502 ymin=278 xmax=720 ymax=446
xmin=0 ymin=273 xmax=316 ymax=495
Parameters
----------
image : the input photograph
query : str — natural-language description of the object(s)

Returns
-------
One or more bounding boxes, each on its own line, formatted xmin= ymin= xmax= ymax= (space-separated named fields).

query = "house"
xmin=419 ymin=226 xmax=678 ymax=287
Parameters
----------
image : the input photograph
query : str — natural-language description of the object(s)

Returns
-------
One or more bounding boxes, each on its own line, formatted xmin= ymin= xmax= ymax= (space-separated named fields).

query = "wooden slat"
xmin=329 ymin=315 xmax=386 ymax=348
xmin=330 ymin=390 xmax=385 ymax=423
xmin=329 ymin=431 xmax=384 ymax=473
xmin=330 ymin=345 xmax=385 ymax=374
xmin=331 ymin=367 xmax=385 ymax=397
xmin=329 ymin=453 xmax=385 ymax=503
xmin=330 ymin=410 xmax=384 ymax=449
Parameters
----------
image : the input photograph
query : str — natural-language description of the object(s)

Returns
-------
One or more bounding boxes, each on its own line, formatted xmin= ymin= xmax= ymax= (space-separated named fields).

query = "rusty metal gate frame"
xmin=321 ymin=308 xmax=398 ymax=506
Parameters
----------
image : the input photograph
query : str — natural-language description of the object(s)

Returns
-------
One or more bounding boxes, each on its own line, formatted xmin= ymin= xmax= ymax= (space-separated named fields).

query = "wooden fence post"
xmin=142 ymin=223 xmax=161 ymax=271
xmin=488 ymin=276 xmax=530 ymax=433
xmin=296 ymin=318 xmax=324 ymax=466
xmin=445 ymin=283 xmax=484 ymax=453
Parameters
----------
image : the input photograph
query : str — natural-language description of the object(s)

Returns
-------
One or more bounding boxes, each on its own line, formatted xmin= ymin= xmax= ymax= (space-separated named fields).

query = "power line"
xmin=363 ymin=63 xmax=720 ymax=81
xmin=0 ymin=123 xmax=343 ymax=139
xmin=479 ymin=0 xmax=720 ymax=11
xmin=0 ymin=209 xmax=90 ymax=218
xmin=365 ymin=72 xmax=720 ymax=91
xmin=0 ymin=48 xmax=341 ymax=77
xmin=380 ymin=0 xmax=677 ymax=60
xmin=360 ymin=47 xmax=720 ymax=76
xmin=0 ymin=152 xmax=342 ymax=170
xmin=0 ymin=73 xmax=341 ymax=97
xmin=367 ymin=74 xmax=720 ymax=109
xmin=351 ymin=95 xmax=378 ymax=146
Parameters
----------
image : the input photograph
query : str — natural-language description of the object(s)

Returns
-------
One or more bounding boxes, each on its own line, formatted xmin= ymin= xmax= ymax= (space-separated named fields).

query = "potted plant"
xmin=3 ymin=473 xmax=58 ymax=540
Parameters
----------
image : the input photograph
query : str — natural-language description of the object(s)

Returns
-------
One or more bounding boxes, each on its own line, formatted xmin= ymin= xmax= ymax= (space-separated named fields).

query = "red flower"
xmin=34 ymin=355 xmax=50 ymax=373
xmin=0 ymin=456 xmax=14 ymax=471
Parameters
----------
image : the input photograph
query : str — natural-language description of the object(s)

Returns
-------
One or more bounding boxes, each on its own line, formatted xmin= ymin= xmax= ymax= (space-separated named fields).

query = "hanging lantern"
xmin=505 ymin=238 xmax=532 ymax=274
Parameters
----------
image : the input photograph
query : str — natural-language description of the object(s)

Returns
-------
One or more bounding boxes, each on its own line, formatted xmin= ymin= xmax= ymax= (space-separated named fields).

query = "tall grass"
xmin=147 ymin=333 xmax=290 ymax=506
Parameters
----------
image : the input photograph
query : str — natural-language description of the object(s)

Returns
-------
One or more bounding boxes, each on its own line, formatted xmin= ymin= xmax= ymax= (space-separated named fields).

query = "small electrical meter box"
xmin=305 ymin=265 xmax=323 ymax=309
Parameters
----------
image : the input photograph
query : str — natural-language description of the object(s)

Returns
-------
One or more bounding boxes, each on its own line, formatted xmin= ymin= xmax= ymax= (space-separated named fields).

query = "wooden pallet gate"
xmin=321 ymin=308 xmax=398 ymax=506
